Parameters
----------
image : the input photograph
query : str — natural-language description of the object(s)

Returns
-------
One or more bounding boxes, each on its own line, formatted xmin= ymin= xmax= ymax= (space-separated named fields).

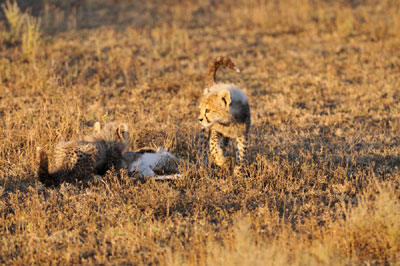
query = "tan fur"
xmin=199 ymin=56 xmax=250 ymax=175
xmin=37 ymin=121 xmax=129 ymax=187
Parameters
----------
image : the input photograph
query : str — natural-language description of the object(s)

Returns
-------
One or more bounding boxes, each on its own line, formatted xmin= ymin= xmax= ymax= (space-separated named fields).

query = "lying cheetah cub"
xmin=37 ymin=121 xmax=129 ymax=187
xmin=198 ymin=56 xmax=250 ymax=176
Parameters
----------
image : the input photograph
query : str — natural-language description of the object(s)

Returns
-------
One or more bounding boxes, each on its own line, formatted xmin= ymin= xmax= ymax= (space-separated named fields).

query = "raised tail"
xmin=36 ymin=147 xmax=56 ymax=187
xmin=205 ymin=56 xmax=240 ymax=90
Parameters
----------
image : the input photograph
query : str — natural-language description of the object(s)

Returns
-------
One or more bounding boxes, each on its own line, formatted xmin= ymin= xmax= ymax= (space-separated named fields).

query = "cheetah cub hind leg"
xmin=233 ymin=133 xmax=249 ymax=176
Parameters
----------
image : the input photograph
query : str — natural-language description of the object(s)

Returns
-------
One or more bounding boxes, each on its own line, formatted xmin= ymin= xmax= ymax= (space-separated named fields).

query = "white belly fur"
xmin=128 ymin=150 xmax=176 ymax=177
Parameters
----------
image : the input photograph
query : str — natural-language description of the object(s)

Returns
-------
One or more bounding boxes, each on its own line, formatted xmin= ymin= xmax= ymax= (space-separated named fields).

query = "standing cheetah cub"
xmin=37 ymin=121 xmax=129 ymax=187
xmin=198 ymin=56 xmax=250 ymax=176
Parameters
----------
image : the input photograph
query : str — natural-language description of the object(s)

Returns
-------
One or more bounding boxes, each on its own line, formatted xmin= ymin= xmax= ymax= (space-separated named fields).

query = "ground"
xmin=0 ymin=0 xmax=400 ymax=265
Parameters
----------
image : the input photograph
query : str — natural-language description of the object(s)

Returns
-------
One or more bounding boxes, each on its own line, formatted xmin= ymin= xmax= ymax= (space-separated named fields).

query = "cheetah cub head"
xmin=198 ymin=89 xmax=233 ymax=128
xmin=92 ymin=121 xmax=130 ymax=148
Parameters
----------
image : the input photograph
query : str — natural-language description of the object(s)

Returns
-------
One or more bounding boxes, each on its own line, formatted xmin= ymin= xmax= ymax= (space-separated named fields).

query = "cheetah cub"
xmin=198 ymin=56 xmax=250 ymax=176
xmin=37 ymin=121 xmax=129 ymax=187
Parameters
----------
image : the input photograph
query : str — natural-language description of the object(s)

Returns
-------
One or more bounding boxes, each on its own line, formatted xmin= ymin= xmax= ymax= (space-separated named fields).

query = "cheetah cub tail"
xmin=36 ymin=147 xmax=53 ymax=187
xmin=205 ymin=55 xmax=240 ymax=92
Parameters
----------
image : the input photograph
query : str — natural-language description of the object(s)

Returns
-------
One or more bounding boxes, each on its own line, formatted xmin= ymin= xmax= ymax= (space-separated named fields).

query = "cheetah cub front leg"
xmin=209 ymin=130 xmax=228 ymax=168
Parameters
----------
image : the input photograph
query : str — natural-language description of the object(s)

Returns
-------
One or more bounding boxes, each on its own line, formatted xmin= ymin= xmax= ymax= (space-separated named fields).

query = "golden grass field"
xmin=1 ymin=0 xmax=400 ymax=264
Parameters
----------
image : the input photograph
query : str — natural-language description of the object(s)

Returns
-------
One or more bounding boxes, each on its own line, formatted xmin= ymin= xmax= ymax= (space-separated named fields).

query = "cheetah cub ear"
xmin=218 ymin=89 xmax=231 ymax=107
xmin=94 ymin=121 xmax=102 ymax=133
xmin=116 ymin=123 xmax=129 ymax=141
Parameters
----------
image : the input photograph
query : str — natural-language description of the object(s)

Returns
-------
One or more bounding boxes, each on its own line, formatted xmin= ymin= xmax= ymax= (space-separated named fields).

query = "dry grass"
xmin=1 ymin=0 xmax=400 ymax=265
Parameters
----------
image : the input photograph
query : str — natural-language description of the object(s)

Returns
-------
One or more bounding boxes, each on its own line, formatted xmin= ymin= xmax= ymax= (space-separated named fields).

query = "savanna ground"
xmin=1 ymin=0 xmax=400 ymax=264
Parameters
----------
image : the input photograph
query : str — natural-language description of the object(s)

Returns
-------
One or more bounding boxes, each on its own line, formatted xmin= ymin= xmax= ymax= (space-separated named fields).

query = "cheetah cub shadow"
xmin=198 ymin=56 xmax=251 ymax=176
xmin=37 ymin=121 xmax=129 ymax=187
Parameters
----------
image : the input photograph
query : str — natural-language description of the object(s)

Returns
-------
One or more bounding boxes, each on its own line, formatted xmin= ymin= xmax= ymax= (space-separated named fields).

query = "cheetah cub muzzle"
xmin=198 ymin=56 xmax=250 ymax=176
